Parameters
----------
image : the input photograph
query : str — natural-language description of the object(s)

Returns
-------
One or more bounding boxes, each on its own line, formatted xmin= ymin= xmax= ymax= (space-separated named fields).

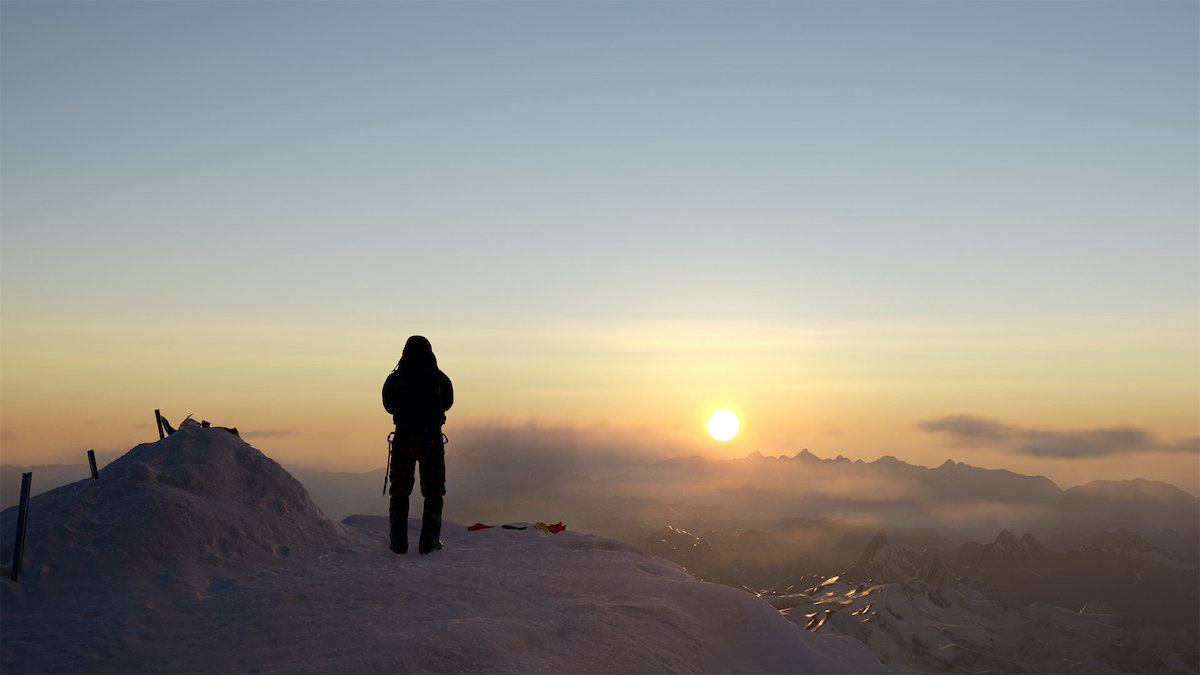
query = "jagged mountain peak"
xmin=994 ymin=529 xmax=1019 ymax=548
xmin=990 ymin=530 xmax=1049 ymax=556
xmin=988 ymin=530 xmax=1046 ymax=559
xmin=843 ymin=529 xmax=927 ymax=584
xmin=856 ymin=529 xmax=891 ymax=565
xmin=1019 ymin=532 xmax=1049 ymax=554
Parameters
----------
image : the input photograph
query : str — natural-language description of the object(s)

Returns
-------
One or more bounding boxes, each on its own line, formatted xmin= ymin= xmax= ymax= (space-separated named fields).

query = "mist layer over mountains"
xmin=284 ymin=440 xmax=1197 ymax=544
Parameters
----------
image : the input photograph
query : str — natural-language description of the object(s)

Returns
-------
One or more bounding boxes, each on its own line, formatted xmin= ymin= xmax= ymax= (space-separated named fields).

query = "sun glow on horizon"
xmin=707 ymin=409 xmax=739 ymax=442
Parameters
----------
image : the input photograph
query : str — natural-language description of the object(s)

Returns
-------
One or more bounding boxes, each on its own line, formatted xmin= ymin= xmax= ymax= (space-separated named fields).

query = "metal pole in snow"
xmin=155 ymin=409 xmax=165 ymax=439
xmin=10 ymin=472 xmax=32 ymax=582
xmin=87 ymin=450 xmax=99 ymax=481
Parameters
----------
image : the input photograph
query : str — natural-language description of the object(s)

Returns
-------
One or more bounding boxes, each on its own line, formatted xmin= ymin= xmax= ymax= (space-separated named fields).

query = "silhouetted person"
xmin=382 ymin=335 xmax=453 ymax=554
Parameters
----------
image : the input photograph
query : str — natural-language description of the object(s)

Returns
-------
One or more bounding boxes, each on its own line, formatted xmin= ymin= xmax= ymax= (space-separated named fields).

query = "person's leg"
xmin=388 ymin=433 xmax=418 ymax=554
xmin=417 ymin=432 xmax=447 ymax=554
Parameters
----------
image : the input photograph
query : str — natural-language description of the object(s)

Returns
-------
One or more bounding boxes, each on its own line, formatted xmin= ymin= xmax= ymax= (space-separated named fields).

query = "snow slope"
xmin=1 ymin=428 xmax=881 ymax=674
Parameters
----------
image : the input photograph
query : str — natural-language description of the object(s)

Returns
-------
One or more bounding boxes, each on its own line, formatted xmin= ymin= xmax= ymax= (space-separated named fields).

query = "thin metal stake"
xmin=10 ymin=472 xmax=32 ymax=582
xmin=87 ymin=449 xmax=99 ymax=481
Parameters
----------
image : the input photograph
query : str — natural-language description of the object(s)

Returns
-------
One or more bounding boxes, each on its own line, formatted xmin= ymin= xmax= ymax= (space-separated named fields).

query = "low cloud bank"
xmin=449 ymin=422 xmax=687 ymax=476
xmin=920 ymin=414 xmax=1199 ymax=458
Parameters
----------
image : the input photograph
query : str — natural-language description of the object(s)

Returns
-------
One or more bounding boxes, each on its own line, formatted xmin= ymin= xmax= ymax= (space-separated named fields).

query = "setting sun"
xmin=707 ymin=409 xmax=739 ymax=442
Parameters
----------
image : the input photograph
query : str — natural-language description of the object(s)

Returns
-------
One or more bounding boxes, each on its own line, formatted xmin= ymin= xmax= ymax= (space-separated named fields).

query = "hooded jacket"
xmin=383 ymin=336 xmax=454 ymax=430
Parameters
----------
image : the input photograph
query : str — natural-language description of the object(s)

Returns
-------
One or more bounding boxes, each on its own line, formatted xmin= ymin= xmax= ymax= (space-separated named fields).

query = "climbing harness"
xmin=382 ymin=429 xmax=449 ymax=495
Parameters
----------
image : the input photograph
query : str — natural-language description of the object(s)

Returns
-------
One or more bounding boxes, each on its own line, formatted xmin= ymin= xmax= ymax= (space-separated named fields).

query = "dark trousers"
xmin=388 ymin=428 xmax=445 ymax=553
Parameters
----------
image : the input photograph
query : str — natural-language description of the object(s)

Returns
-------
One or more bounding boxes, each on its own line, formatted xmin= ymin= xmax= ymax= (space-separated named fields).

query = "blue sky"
xmin=2 ymin=1 xmax=1197 ymax=485
xmin=4 ymin=1 xmax=1195 ymax=322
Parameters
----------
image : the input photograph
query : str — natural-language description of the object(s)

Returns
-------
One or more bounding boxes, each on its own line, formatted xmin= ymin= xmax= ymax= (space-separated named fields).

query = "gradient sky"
xmin=2 ymin=1 xmax=1197 ymax=493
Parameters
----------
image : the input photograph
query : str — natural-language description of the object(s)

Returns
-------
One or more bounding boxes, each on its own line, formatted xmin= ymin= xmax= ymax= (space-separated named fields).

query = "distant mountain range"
xmin=639 ymin=449 xmax=1199 ymax=538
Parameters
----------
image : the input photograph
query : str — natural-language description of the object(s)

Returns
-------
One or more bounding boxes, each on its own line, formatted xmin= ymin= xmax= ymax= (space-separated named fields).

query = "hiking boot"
xmin=389 ymin=520 xmax=408 ymax=554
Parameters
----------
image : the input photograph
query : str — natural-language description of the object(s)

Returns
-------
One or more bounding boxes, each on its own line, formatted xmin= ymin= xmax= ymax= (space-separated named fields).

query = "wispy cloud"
xmin=919 ymin=415 xmax=1017 ymax=442
xmin=920 ymin=415 xmax=1199 ymax=459
xmin=242 ymin=429 xmax=301 ymax=439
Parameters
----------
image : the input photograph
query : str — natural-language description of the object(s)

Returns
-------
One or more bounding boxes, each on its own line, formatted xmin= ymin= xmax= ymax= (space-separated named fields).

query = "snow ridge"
xmin=2 ymin=430 xmax=882 ymax=674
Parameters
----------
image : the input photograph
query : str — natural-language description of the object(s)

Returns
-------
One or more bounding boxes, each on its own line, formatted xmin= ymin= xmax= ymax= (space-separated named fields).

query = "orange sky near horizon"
xmin=2 ymin=310 xmax=1196 ymax=495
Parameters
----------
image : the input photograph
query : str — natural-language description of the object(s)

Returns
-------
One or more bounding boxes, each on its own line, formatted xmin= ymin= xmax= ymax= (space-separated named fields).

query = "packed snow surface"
xmin=1 ymin=428 xmax=881 ymax=673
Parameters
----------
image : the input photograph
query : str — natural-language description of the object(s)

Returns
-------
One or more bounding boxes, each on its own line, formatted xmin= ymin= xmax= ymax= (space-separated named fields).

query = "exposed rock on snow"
xmin=1 ymin=429 xmax=882 ymax=674
xmin=771 ymin=575 xmax=1197 ymax=674
xmin=763 ymin=529 xmax=1200 ymax=674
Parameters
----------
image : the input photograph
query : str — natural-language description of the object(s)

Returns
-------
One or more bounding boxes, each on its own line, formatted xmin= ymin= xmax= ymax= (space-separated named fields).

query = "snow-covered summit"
xmin=2 ymin=429 xmax=882 ymax=673
xmin=1 ymin=426 xmax=345 ymax=593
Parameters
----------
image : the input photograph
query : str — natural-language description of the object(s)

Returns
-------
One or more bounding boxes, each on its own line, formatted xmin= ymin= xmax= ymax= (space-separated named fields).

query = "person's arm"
xmin=439 ymin=371 xmax=454 ymax=412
